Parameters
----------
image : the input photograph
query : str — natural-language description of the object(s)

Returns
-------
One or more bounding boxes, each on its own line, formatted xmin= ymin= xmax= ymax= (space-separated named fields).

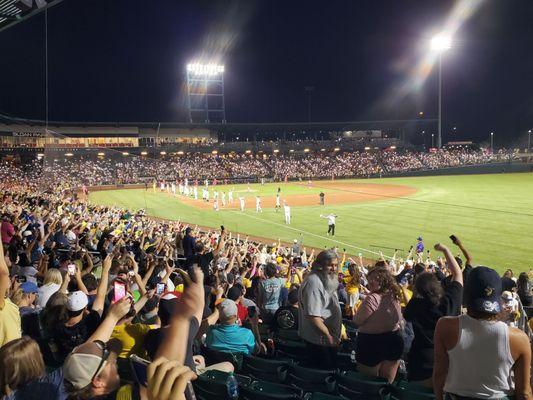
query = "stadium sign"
xmin=12 ymin=132 xmax=46 ymax=137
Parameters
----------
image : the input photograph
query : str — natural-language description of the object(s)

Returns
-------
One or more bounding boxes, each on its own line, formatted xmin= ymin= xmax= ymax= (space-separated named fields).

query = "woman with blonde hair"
xmin=37 ymin=268 xmax=63 ymax=308
xmin=0 ymin=336 xmax=65 ymax=398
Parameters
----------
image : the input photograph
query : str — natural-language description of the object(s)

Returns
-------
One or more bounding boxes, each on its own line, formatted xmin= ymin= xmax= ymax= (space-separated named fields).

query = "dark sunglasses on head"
xmin=92 ymin=340 xmax=111 ymax=381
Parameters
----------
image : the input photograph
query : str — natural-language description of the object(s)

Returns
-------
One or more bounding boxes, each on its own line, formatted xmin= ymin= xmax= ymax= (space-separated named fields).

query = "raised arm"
xmin=434 ymin=243 xmax=463 ymax=285
xmin=0 ymin=244 xmax=9 ymax=309
xmin=92 ymin=254 xmax=113 ymax=315
xmin=453 ymin=236 xmax=472 ymax=266
xmin=156 ymin=267 xmax=205 ymax=363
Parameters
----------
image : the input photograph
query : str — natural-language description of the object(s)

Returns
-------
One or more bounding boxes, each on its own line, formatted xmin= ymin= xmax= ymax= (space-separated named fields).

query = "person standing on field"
xmin=284 ymin=201 xmax=291 ymax=224
xmin=320 ymin=214 xmax=337 ymax=236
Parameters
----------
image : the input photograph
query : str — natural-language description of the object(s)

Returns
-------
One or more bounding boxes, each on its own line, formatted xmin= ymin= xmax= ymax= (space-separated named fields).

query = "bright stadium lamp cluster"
xmin=430 ymin=33 xmax=452 ymax=52
xmin=186 ymin=62 xmax=225 ymax=76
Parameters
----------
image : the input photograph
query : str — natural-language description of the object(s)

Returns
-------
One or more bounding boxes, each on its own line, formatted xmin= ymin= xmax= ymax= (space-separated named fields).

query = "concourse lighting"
xmin=186 ymin=62 xmax=225 ymax=76
xmin=212 ymin=150 xmax=218 ymax=155
xmin=333 ymin=147 xmax=340 ymax=152
xmin=273 ymin=149 xmax=279 ymax=153
xmin=140 ymin=151 xmax=148 ymax=156
xmin=97 ymin=152 xmax=105 ymax=156
xmin=390 ymin=146 xmax=397 ymax=150
xmin=430 ymin=33 xmax=452 ymax=52
xmin=289 ymin=149 xmax=294 ymax=153
xmin=122 ymin=152 xmax=129 ymax=156
xmin=245 ymin=150 xmax=252 ymax=154
xmin=177 ymin=151 xmax=184 ymax=155
xmin=303 ymin=148 xmax=310 ymax=153
xmin=364 ymin=146 xmax=371 ymax=151
xmin=320 ymin=148 xmax=326 ymax=152
xmin=160 ymin=151 xmax=167 ymax=155
xmin=37 ymin=153 xmax=44 ymax=157
xmin=65 ymin=153 xmax=73 ymax=157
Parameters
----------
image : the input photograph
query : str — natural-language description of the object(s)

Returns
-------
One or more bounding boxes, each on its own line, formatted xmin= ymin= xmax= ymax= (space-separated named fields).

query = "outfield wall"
xmin=379 ymin=161 xmax=533 ymax=178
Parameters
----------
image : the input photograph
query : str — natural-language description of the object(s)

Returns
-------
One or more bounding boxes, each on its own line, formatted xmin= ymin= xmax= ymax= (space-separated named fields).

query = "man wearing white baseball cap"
xmin=50 ymin=254 xmax=112 ymax=361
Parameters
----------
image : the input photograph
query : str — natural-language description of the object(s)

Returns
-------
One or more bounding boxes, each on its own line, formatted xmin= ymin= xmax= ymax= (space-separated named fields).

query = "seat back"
xmin=202 ymin=346 xmax=244 ymax=371
xmin=336 ymin=371 xmax=390 ymax=400
xmin=243 ymin=354 xmax=291 ymax=383
xmin=277 ymin=329 xmax=301 ymax=342
xmin=240 ymin=380 xmax=303 ymax=400
xmin=287 ymin=364 xmax=337 ymax=394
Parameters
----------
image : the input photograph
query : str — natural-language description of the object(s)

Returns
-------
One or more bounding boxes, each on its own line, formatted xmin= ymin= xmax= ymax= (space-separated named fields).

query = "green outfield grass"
xmin=89 ymin=173 xmax=533 ymax=273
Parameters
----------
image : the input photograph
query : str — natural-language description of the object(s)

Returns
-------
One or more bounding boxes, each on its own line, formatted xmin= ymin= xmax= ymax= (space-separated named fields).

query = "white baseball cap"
xmin=67 ymin=291 xmax=89 ymax=312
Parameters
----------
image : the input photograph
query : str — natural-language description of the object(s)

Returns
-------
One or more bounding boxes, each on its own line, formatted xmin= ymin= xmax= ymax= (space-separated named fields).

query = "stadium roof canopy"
xmin=0 ymin=0 xmax=64 ymax=33
xmin=0 ymin=111 xmax=437 ymax=133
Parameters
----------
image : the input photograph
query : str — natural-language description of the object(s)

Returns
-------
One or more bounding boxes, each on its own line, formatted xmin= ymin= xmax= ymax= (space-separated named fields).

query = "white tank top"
xmin=444 ymin=314 xmax=514 ymax=398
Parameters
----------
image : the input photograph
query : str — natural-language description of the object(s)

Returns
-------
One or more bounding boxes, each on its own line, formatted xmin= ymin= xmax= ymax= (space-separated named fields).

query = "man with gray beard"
xmin=298 ymin=250 xmax=342 ymax=369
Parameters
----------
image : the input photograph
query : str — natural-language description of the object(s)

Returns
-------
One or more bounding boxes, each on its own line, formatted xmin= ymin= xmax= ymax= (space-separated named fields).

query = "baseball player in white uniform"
xmin=239 ymin=196 xmax=245 ymax=211
xmin=284 ymin=202 xmax=291 ymax=224
xmin=255 ymin=196 xmax=262 ymax=213
xmin=221 ymin=191 xmax=226 ymax=207
xmin=228 ymin=189 xmax=234 ymax=204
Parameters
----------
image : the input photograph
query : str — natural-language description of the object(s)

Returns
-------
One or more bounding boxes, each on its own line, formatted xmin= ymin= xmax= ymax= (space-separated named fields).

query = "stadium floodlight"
xmin=186 ymin=62 xmax=225 ymax=76
xmin=431 ymin=34 xmax=452 ymax=52
xmin=431 ymin=32 xmax=452 ymax=149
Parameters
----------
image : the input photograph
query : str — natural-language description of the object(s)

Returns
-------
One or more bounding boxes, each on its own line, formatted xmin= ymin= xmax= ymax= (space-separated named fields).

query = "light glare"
xmin=431 ymin=34 xmax=452 ymax=52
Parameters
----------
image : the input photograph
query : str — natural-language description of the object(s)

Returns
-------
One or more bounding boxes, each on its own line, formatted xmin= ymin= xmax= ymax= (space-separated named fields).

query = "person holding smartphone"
xmin=403 ymin=241 xmax=463 ymax=387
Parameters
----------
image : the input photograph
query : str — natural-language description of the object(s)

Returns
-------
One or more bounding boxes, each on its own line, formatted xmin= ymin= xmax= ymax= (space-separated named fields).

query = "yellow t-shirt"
xmin=400 ymin=288 xmax=413 ymax=308
xmin=111 ymin=323 xmax=155 ymax=359
xmin=343 ymin=275 xmax=360 ymax=295
xmin=116 ymin=384 xmax=134 ymax=400
xmin=0 ymin=298 xmax=21 ymax=347
xmin=242 ymin=277 xmax=252 ymax=289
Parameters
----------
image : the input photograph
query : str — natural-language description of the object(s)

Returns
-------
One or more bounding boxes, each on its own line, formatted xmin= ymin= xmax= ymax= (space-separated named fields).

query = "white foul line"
xmin=227 ymin=210 xmax=392 ymax=259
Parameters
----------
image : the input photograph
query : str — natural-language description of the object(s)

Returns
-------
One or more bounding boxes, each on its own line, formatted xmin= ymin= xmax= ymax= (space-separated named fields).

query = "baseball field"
xmin=89 ymin=173 xmax=533 ymax=274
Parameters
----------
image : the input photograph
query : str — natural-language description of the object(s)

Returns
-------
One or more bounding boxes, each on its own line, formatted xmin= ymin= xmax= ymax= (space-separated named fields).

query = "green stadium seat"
xmin=275 ymin=339 xmax=309 ymax=361
xmin=193 ymin=370 xmax=252 ymax=400
xmin=242 ymin=354 xmax=293 ymax=383
xmin=390 ymin=380 xmax=435 ymax=400
xmin=305 ymin=393 xmax=349 ymax=400
xmin=240 ymin=380 xmax=303 ymax=400
xmin=286 ymin=364 xmax=337 ymax=394
xmin=202 ymin=346 xmax=244 ymax=372
xmin=336 ymin=371 xmax=391 ymax=400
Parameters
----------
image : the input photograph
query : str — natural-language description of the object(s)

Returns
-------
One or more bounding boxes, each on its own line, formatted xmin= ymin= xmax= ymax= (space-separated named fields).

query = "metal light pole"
xmin=431 ymin=34 xmax=451 ymax=149
xmin=528 ymin=130 xmax=531 ymax=152
xmin=437 ymin=53 xmax=443 ymax=148
xmin=431 ymin=133 xmax=435 ymax=148
xmin=490 ymin=132 xmax=494 ymax=152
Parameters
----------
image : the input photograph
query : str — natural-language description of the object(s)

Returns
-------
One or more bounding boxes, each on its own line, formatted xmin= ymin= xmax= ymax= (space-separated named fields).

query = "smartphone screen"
xmin=67 ymin=264 xmax=76 ymax=275
xmin=113 ymin=282 xmax=126 ymax=303
xmin=156 ymin=283 xmax=166 ymax=295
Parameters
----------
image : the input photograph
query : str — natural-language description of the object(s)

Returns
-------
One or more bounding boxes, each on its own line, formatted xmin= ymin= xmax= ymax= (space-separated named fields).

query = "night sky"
xmin=1 ymin=0 xmax=533 ymax=145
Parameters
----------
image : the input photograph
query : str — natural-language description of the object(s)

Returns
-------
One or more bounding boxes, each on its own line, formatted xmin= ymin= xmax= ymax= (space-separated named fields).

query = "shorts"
xmin=355 ymin=330 xmax=404 ymax=367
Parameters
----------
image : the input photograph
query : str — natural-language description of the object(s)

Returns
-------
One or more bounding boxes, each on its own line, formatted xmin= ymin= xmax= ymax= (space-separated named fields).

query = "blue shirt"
xmin=206 ymin=324 xmax=255 ymax=355
xmin=5 ymin=368 xmax=66 ymax=400
xmin=259 ymin=277 xmax=286 ymax=311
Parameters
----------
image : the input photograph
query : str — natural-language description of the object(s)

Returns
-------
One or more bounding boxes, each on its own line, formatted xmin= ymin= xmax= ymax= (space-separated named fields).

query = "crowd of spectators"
xmin=0 ymin=148 xmax=519 ymax=193
xmin=0 ymin=181 xmax=532 ymax=399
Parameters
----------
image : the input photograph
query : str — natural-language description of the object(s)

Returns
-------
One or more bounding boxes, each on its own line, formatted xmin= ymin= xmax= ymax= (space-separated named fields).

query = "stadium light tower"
xmin=528 ymin=129 xmax=531 ymax=152
xmin=186 ymin=62 xmax=226 ymax=123
xmin=431 ymin=33 xmax=452 ymax=149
